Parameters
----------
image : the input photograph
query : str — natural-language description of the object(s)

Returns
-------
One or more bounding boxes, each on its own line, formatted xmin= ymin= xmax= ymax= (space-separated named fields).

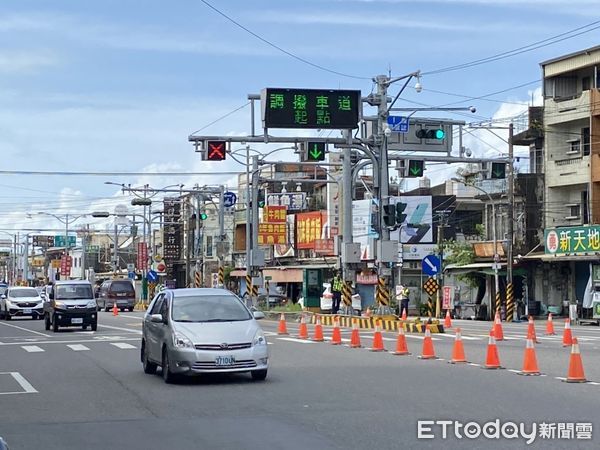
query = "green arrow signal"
xmin=309 ymin=144 xmax=323 ymax=160
xmin=493 ymin=168 xmax=503 ymax=177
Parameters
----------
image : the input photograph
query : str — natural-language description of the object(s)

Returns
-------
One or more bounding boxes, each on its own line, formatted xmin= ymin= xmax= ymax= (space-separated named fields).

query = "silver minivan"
xmin=141 ymin=288 xmax=269 ymax=383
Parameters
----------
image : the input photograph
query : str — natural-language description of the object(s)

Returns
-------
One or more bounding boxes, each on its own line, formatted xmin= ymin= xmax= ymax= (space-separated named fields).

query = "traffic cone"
xmin=562 ymin=318 xmax=573 ymax=347
xmin=527 ymin=316 xmax=539 ymax=343
xmin=449 ymin=327 xmax=467 ymax=364
xmin=392 ymin=325 xmax=410 ymax=355
xmin=520 ymin=337 xmax=541 ymax=376
xmin=112 ymin=303 xmax=119 ymax=316
xmin=331 ymin=316 xmax=342 ymax=345
xmin=419 ymin=325 xmax=436 ymax=359
xmin=444 ymin=310 xmax=452 ymax=329
xmin=312 ymin=316 xmax=324 ymax=342
xmin=493 ymin=311 xmax=504 ymax=341
xmin=298 ymin=315 xmax=308 ymax=339
xmin=401 ymin=308 xmax=407 ymax=321
xmin=350 ymin=318 xmax=362 ymax=348
xmin=564 ymin=338 xmax=586 ymax=383
xmin=277 ymin=313 xmax=288 ymax=335
xmin=545 ymin=313 xmax=556 ymax=336
xmin=483 ymin=329 xmax=502 ymax=369
xmin=370 ymin=320 xmax=385 ymax=352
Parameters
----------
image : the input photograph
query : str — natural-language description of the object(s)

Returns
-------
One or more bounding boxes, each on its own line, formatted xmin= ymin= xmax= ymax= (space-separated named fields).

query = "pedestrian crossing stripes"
xmin=67 ymin=344 xmax=90 ymax=351
xmin=22 ymin=346 xmax=44 ymax=353
xmin=110 ymin=343 xmax=136 ymax=349
xmin=18 ymin=342 xmax=138 ymax=353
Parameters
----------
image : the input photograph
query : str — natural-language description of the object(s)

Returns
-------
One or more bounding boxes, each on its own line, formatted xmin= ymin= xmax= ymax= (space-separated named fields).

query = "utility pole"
xmin=506 ymin=123 xmax=515 ymax=321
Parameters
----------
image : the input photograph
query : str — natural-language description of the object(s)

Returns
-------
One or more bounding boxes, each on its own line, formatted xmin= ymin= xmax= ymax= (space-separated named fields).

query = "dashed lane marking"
xmin=0 ymin=372 xmax=37 ymax=395
xmin=67 ymin=344 xmax=90 ymax=351
xmin=277 ymin=337 xmax=316 ymax=344
xmin=22 ymin=345 xmax=44 ymax=353
xmin=110 ymin=343 xmax=136 ymax=349
xmin=0 ymin=322 xmax=51 ymax=337
xmin=97 ymin=324 xmax=142 ymax=335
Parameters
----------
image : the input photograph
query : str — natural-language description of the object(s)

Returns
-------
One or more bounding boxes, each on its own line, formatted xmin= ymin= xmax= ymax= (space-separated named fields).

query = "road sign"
xmin=387 ymin=116 xmax=409 ymax=133
xmin=206 ymin=141 xmax=226 ymax=161
xmin=128 ymin=272 xmax=135 ymax=280
xmin=422 ymin=255 xmax=441 ymax=276
xmin=147 ymin=270 xmax=158 ymax=283
xmin=127 ymin=263 xmax=135 ymax=272
xmin=305 ymin=142 xmax=326 ymax=161
xmin=54 ymin=236 xmax=76 ymax=247
xmin=442 ymin=286 xmax=453 ymax=310
xmin=423 ymin=277 xmax=439 ymax=296
xmin=223 ymin=191 xmax=237 ymax=208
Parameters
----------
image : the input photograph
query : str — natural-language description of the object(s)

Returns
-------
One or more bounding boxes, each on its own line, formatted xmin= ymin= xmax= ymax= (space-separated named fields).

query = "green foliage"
xmin=272 ymin=303 xmax=303 ymax=312
xmin=439 ymin=239 xmax=480 ymax=288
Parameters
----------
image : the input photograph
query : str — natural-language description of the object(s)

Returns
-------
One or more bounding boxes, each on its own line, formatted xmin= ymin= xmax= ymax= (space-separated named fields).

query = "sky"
xmin=0 ymin=0 xmax=599 ymax=236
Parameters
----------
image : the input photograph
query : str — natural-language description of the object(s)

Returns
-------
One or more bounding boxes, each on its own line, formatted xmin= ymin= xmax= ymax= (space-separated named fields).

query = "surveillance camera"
xmin=469 ymin=106 xmax=477 ymax=113
xmin=415 ymin=82 xmax=422 ymax=93
xmin=465 ymin=148 xmax=472 ymax=157
xmin=384 ymin=127 xmax=392 ymax=137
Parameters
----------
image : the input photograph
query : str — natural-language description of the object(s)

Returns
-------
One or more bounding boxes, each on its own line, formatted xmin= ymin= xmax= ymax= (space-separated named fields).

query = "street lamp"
xmin=452 ymin=178 xmax=499 ymax=320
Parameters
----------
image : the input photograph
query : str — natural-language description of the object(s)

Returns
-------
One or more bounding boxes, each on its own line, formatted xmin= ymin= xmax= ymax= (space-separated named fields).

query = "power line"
xmin=189 ymin=102 xmax=250 ymax=136
xmin=422 ymin=20 xmax=600 ymax=76
xmin=0 ymin=170 xmax=243 ymax=177
xmin=199 ymin=0 xmax=370 ymax=81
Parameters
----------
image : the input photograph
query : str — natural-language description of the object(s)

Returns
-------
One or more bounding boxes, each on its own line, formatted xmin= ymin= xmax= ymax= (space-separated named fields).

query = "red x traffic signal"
xmin=206 ymin=141 xmax=227 ymax=161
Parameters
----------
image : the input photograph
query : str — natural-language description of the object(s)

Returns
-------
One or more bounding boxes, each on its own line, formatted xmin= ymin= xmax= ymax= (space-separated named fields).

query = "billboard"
xmin=296 ymin=211 xmax=326 ymax=250
xmin=389 ymin=196 xmax=433 ymax=244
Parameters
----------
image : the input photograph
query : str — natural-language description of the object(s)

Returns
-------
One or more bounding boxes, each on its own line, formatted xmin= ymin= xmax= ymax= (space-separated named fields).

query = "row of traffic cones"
xmin=281 ymin=312 xmax=587 ymax=383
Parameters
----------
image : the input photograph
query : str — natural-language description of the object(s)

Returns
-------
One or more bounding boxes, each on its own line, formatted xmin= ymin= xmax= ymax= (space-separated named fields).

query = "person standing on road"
xmin=331 ymin=271 xmax=343 ymax=314
xmin=397 ymin=284 xmax=410 ymax=317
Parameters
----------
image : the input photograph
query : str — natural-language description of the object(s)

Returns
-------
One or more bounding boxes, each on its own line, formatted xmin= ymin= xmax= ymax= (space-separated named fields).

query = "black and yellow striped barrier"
xmin=308 ymin=313 xmax=444 ymax=333
xmin=218 ymin=266 xmax=224 ymax=286
xmin=195 ymin=271 xmax=201 ymax=288
xmin=506 ymin=282 xmax=514 ymax=322
xmin=342 ymin=280 xmax=352 ymax=307
xmin=495 ymin=291 xmax=501 ymax=316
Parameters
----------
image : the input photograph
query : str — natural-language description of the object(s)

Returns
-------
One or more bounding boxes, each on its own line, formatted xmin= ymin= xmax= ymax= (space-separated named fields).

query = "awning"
xmin=444 ymin=262 xmax=505 ymax=275
xmin=521 ymin=252 xmax=600 ymax=262
xmin=230 ymin=268 xmax=303 ymax=283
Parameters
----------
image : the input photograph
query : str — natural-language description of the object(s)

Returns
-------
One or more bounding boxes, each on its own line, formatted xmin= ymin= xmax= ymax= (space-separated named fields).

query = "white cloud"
xmin=0 ymin=50 xmax=58 ymax=73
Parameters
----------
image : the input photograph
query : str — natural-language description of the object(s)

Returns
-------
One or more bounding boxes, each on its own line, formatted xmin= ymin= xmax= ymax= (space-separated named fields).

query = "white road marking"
xmin=0 ymin=322 xmax=51 ymax=337
xmin=0 ymin=372 xmax=38 ymax=395
xmin=97 ymin=324 xmax=142 ymax=334
xmin=0 ymin=337 xmax=139 ymax=346
xmin=468 ymin=363 xmax=481 ymax=367
xmin=507 ymin=369 xmax=521 ymax=373
xmin=67 ymin=344 xmax=90 ymax=351
xmin=22 ymin=345 xmax=44 ymax=353
xmin=110 ymin=343 xmax=136 ymax=349
xmin=277 ymin=337 xmax=316 ymax=344
xmin=118 ymin=314 xmax=144 ymax=320
xmin=588 ymin=382 xmax=600 ymax=386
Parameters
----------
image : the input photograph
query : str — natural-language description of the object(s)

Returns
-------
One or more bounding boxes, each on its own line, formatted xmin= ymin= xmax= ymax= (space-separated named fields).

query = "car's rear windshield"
xmin=109 ymin=281 xmax=135 ymax=293
xmin=9 ymin=288 xmax=39 ymax=298
xmin=56 ymin=285 xmax=93 ymax=300
xmin=172 ymin=295 xmax=251 ymax=322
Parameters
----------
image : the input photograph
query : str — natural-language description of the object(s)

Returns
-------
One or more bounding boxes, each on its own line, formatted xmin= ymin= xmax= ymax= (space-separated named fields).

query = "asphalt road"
xmin=1 ymin=312 xmax=599 ymax=450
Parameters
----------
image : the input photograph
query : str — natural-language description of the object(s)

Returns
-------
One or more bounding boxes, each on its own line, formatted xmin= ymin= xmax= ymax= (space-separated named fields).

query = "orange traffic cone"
xmin=419 ymin=325 xmax=436 ymax=359
xmin=370 ymin=320 xmax=385 ymax=352
xmin=298 ymin=315 xmax=308 ymax=339
xmin=331 ymin=316 xmax=342 ymax=345
xmin=493 ymin=311 xmax=504 ymax=341
xmin=564 ymin=338 xmax=586 ymax=383
xmin=449 ymin=328 xmax=467 ymax=364
xmin=312 ymin=316 xmax=324 ymax=342
xmin=545 ymin=313 xmax=556 ymax=336
xmin=350 ymin=318 xmax=362 ymax=348
xmin=483 ymin=329 xmax=502 ymax=369
xmin=277 ymin=313 xmax=288 ymax=335
xmin=401 ymin=308 xmax=407 ymax=321
xmin=112 ymin=303 xmax=119 ymax=316
xmin=562 ymin=318 xmax=573 ymax=347
xmin=520 ymin=337 xmax=541 ymax=376
xmin=444 ymin=310 xmax=452 ymax=329
xmin=527 ymin=316 xmax=539 ymax=343
xmin=392 ymin=325 xmax=410 ymax=355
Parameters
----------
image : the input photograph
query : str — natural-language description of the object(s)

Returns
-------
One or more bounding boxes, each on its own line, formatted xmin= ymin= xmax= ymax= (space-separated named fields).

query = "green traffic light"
xmin=199 ymin=212 xmax=208 ymax=220
xmin=434 ymin=129 xmax=445 ymax=139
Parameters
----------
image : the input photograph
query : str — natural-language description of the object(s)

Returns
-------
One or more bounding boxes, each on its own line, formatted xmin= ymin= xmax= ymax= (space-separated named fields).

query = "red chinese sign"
xmin=442 ymin=286 xmax=453 ymax=310
xmin=137 ymin=242 xmax=148 ymax=270
xmin=314 ymin=239 xmax=335 ymax=255
xmin=296 ymin=211 xmax=326 ymax=250
xmin=258 ymin=206 xmax=288 ymax=245
xmin=60 ymin=255 xmax=72 ymax=276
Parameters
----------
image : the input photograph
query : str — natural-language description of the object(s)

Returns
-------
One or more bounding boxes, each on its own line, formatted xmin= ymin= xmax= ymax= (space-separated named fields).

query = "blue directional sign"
xmin=223 ymin=191 xmax=237 ymax=208
xmin=147 ymin=270 xmax=158 ymax=283
xmin=387 ymin=116 xmax=409 ymax=133
xmin=422 ymin=255 xmax=441 ymax=276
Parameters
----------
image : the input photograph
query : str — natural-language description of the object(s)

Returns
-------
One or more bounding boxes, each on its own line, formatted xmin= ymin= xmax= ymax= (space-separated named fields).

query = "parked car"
xmin=44 ymin=280 xmax=98 ymax=331
xmin=141 ymin=288 xmax=269 ymax=383
xmin=257 ymin=293 xmax=287 ymax=307
xmin=1 ymin=286 xmax=44 ymax=320
xmin=97 ymin=279 xmax=136 ymax=312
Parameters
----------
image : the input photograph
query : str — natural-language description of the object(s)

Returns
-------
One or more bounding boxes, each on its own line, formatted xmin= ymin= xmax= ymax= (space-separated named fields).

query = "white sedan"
xmin=1 ymin=287 xmax=44 ymax=320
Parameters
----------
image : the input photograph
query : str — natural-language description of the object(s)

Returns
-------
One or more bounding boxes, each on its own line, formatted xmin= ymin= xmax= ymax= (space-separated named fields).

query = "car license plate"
xmin=23 ymin=309 xmax=32 ymax=314
xmin=71 ymin=318 xmax=83 ymax=324
xmin=215 ymin=356 xmax=236 ymax=366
